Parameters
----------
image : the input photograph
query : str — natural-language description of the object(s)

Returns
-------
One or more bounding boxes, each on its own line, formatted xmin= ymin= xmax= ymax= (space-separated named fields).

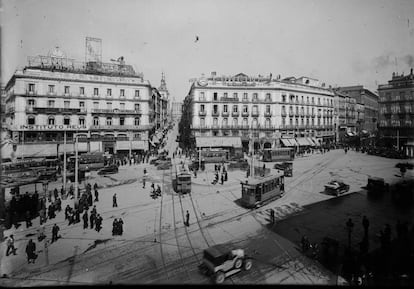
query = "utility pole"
xmin=63 ymin=131 xmax=67 ymax=193
xmin=74 ymin=134 xmax=79 ymax=205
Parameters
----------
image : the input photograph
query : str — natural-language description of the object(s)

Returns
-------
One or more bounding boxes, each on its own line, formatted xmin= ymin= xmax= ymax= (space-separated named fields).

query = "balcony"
xmin=212 ymin=111 xmax=220 ymax=117
xmin=241 ymin=111 xmax=249 ymax=117
xmin=232 ymin=111 xmax=240 ymax=117
xmin=279 ymin=124 xmax=296 ymax=130
xmin=264 ymin=98 xmax=273 ymax=103
xmin=221 ymin=125 xmax=232 ymax=130
xmin=264 ymin=111 xmax=272 ymax=117
xmin=26 ymin=107 xmax=86 ymax=114
xmin=25 ymin=89 xmax=38 ymax=96
xmin=221 ymin=111 xmax=230 ymax=117
xmin=198 ymin=111 xmax=207 ymax=116
xmin=91 ymin=108 xmax=142 ymax=115
xmin=251 ymin=111 xmax=259 ymax=117
xmin=90 ymin=124 xmax=152 ymax=131
xmin=220 ymin=97 xmax=239 ymax=102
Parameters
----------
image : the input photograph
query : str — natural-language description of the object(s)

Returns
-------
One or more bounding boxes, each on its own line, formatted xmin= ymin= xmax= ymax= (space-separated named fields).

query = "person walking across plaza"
xmin=185 ymin=210 xmax=190 ymax=226
xmin=6 ymin=235 xmax=17 ymax=256
xmin=113 ymin=193 xmax=118 ymax=207
xmin=25 ymin=239 xmax=37 ymax=264
xmin=94 ymin=188 xmax=99 ymax=202
xmin=95 ymin=214 xmax=103 ymax=232
xmin=83 ymin=210 xmax=89 ymax=229
xmin=51 ymin=223 xmax=60 ymax=243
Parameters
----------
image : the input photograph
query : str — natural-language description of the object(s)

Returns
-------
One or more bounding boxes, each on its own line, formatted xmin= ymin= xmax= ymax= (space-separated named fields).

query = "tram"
xmin=262 ymin=148 xmax=295 ymax=162
xmin=172 ymin=162 xmax=192 ymax=194
xmin=240 ymin=172 xmax=285 ymax=208
xmin=200 ymin=149 xmax=229 ymax=163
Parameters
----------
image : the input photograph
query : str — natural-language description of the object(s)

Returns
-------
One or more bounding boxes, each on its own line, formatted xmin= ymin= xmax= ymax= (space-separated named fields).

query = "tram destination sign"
xmin=19 ymin=124 xmax=88 ymax=131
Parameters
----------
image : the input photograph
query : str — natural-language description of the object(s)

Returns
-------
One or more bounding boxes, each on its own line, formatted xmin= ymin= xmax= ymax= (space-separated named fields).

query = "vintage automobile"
xmin=198 ymin=244 xmax=253 ymax=284
xmin=97 ymin=164 xmax=119 ymax=175
xmin=324 ymin=180 xmax=350 ymax=196
xmin=366 ymin=177 xmax=389 ymax=194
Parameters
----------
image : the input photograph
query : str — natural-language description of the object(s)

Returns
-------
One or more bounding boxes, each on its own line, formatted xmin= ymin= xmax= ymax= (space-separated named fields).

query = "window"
xmin=243 ymin=118 xmax=248 ymax=127
xmin=135 ymin=103 xmax=140 ymax=111
xmin=312 ymin=97 xmax=314 ymax=104
xmin=289 ymin=118 xmax=293 ymax=125
xmin=224 ymin=105 xmax=228 ymax=113
xmin=301 ymin=96 xmax=304 ymax=103
xmin=223 ymin=118 xmax=228 ymax=126
xmin=94 ymin=88 xmax=99 ymax=96
xmin=266 ymin=105 xmax=271 ymax=113
xmin=233 ymin=92 xmax=238 ymax=98
xmin=233 ymin=118 xmax=238 ymax=127
xmin=80 ymin=87 xmax=85 ymax=95
xmin=253 ymin=93 xmax=258 ymax=101
xmin=265 ymin=93 xmax=271 ymax=101
xmin=295 ymin=118 xmax=298 ymax=125
xmin=318 ymin=98 xmax=320 ymax=105
xmin=134 ymin=117 xmax=140 ymax=126
xmin=28 ymin=99 xmax=35 ymax=107
xmin=213 ymin=92 xmax=218 ymax=101
xmin=93 ymin=117 xmax=99 ymax=126
xmin=27 ymin=116 xmax=35 ymax=125
xmin=64 ymin=86 xmax=70 ymax=94
xmin=243 ymin=105 xmax=248 ymax=113
xmin=243 ymin=93 xmax=248 ymax=100
xmin=252 ymin=118 xmax=258 ymax=128
xmin=106 ymin=117 xmax=112 ymax=126
xmin=223 ymin=92 xmax=228 ymax=98
xmin=120 ymin=103 xmax=125 ymax=110
xmin=93 ymin=102 xmax=99 ymax=109
xmin=48 ymin=85 xmax=55 ymax=93
xmin=200 ymin=104 xmax=205 ymax=112
xmin=282 ymin=117 xmax=286 ymax=125
xmin=200 ymin=118 xmax=205 ymax=127
xmin=48 ymin=116 xmax=55 ymax=125
xmin=64 ymin=101 xmax=70 ymax=109
xmin=79 ymin=118 xmax=85 ymax=126
xmin=282 ymin=94 xmax=286 ymax=102
xmin=213 ymin=118 xmax=218 ymax=126
xmin=233 ymin=105 xmax=238 ymax=112
xmin=107 ymin=102 xmax=112 ymax=110
xmin=120 ymin=117 xmax=125 ymax=126
xmin=64 ymin=117 xmax=70 ymax=125
xmin=213 ymin=105 xmax=218 ymax=114
xmin=120 ymin=89 xmax=125 ymax=97
xmin=253 ymin=105 xmax=258 ymax=114
xmin=199 ymin=92 xmax=205 ymax=101
xmin=265 ymin=118 xmax=271 ymax=128
xmin=107 ymin=89 xmax=112 ymax=97
xmin=79 ymin=101 xmax=85 ymax=108
xmin=48 ymin=100 xmax=55 ymax=108
xmin=135 ymin=90 xmax=140 ymax=98
xmin=28 ymin=83 xmax=35 ymax=92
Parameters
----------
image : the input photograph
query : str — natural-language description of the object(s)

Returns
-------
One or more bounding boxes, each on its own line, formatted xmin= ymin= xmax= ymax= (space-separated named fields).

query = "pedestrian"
xmin=75 ymin=208 xmax=80 ymax=223
xmin=25 ymin=210 xmax=32 ymax=228
xmin=87 ymin=192 xmax=93 ymax=207
xmin=90 ymin=210 xmax=96 ymax=229
xmin=113 ymin=193 xmax=118 ymax=207
xmin=83 ymin=210 xmax=89 ymax=229
xmin=65 ymin=204 xmax=71 ymax=220
xmin=118 ymin=218 xmax=124 ymax=235
xmin=96 ymin=214 xmax=103 ymax=232
xmin=270 ymin=209 xmax=275 ymax=224
xmin=56 ymin=197 xmax=62 ymax=211
xmin=25 ymin=239 xmax=37 ymax=264
xmin=94 ymin=189 xmax=99 ymax=202
xmin=94 ymin=183 xmax=98 ymax=191
xmin=224 ymin=170 xmax=228 ymax=182
xmin=6 ymin=235 xmax=17 ymax=256
xmin=112 ymin=218 xmax=118 ymax=236
xmin=51 ymin=223 xmax=60 ymax=243
xmin=221 ymin=174 xmax=224 ymax=185
xmin=362 ymin=215 xmax=369 ymax=236
xmin=185 ymin=210 xmax=190 ymax=226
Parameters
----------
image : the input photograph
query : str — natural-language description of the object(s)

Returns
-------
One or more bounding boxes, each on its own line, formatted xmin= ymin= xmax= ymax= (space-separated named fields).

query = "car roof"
xmin=204 ymin=244 xmax=231 ymax=257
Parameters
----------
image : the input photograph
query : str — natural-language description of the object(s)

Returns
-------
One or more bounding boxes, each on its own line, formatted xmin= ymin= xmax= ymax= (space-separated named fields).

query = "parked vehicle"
xmin=366 ymin=177 xmax=389 ymax=194
xmin=324 ymin=180 xmax=350 ymax=196
xmin=273 ymin=162 xmax=293 ymax=177
xmin=395 ymin=162 xmax=414 ymax=170
xmin=97 ymin=164 xmax=119 ymax=175
xmin=198 ymin=244 xmax=253 ymax=284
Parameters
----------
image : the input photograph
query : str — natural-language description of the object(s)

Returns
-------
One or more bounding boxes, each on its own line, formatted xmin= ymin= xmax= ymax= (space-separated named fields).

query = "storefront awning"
xmin=281 ymin=138 xmax=293 ymax=147
xmin=296 ymin=138 xmax=310 ymax=146
xmin=289 ymin=139 xmax=299 ymax=146
xmin=196 ymin=137 xmax=242 ymax=148
xmin=311 ymin=137 xmax=320 ymax=146
xmin=306 ymin=137 xmax=316 ymax=146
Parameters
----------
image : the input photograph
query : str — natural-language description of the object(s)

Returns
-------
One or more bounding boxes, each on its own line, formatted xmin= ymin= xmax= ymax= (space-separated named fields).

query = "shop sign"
xmin=19 ymin=124 xmax=88 ymax=131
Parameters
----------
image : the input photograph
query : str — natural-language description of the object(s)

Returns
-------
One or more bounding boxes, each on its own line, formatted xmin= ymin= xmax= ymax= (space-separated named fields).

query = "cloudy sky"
xmin=1 ymin=0 xmax=413 ymax=101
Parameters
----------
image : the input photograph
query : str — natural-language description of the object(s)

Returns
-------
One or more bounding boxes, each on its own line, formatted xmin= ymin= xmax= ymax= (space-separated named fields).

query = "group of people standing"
xmin=112 ymin=218 xmax=124 ymax=236
xmin=211 ymin=163 xmax=228 ymax=185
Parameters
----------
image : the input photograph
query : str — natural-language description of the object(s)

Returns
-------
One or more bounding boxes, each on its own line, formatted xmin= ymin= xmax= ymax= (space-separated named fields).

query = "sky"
xmin=1 ymin=0 xmax=414 ymax=101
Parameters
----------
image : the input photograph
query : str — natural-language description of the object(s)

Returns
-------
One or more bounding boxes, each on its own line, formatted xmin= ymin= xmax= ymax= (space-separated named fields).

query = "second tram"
xmin=240 ymin=172 xmax=285 ymax=208
xmin=172 ymin=162 xmax=192 ymax=194
xmin=262 ymin=148 xmax=295 ymax=162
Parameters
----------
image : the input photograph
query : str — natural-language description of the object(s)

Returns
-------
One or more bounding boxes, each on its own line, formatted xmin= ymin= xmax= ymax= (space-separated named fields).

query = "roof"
xmin=196 ymin=137 xmax=242 ymax=148
xmin=242 ymin=173 xmax=284 ymax=186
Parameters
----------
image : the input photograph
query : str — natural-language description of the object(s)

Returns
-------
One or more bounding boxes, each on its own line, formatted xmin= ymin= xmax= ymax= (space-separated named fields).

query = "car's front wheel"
xmin=214 ymin=271 xmax=225 ymax=284
xmin=244 ymin=259 xmax=253 ymax=271
xmin=234 ymin=258 xmax=243 ymax=269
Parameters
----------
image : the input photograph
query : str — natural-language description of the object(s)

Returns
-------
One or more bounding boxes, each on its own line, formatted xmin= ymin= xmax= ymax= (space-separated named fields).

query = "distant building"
xmin=339 ymin=85 xmax=379 ymax=136
xmin=2 ymin=48 xmax=157 ymax=159
xmin=181 ymin=72 xmax=335 ymax=152
xmin=171 ymin=101 xmax=182 ymax=121
xmin=333 ymin=89 xmax=357 ymax=143
xmin=157 ymin=72 xmax=170 ymax=128
xmin=377 ymin=68 xmax=414 ymax=157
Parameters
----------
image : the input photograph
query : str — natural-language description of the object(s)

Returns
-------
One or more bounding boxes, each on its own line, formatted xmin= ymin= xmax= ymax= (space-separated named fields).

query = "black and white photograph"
xmin=0 ymin=0 xmax=413 ymax=286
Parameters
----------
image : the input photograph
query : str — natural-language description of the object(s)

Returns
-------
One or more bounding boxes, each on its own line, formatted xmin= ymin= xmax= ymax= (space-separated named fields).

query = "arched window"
xmin=93 ymin=117 xmax=99 ymax=126
xmin=79 ymin=117 xmax=85 ymax=126
xmin=134 ymin=117 xmax=140 ymax=126
xmin=64 ymin=116 xmax=70 ymax=125
xmin=48 ymin=116 xmax=55 ymax=125
xmin=243 ymin=118 xmax=248 ymax=127
xmin=106 ymin=117 xmax=112 ymax=126
xmin=27 ymin=115 xmax=35 ymax=125
xmin=222 ymin=118 xmax=228 ymax=127
xmin=252 ymin=118 xmax=258 ymax=128
xmin=265 ymin=118 xmax=271 ymax=128
xmin=233 ymin=118 xmax=238 ymax=127
xmin=213 ymin=118 xmax=218 ymax=126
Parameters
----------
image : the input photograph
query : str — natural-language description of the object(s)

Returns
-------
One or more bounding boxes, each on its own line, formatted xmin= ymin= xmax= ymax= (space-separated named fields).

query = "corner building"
xmin=187 ymin=72 xmax=335 ymax=152
xmin=3 ymin=54 xmax=154 ymax=158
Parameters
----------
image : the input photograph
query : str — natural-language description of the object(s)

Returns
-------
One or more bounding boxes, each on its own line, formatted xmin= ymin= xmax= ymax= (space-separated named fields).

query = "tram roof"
xmin=242 ymin=173 xmax=284 ymax=186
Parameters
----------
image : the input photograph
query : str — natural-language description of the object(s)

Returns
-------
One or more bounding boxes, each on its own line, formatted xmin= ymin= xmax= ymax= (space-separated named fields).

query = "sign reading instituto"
xmin=19 ymin=124 xmax=88 ymax=131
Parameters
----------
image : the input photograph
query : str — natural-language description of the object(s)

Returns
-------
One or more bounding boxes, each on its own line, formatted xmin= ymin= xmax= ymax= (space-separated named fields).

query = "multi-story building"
xmin=171 ymin=101 xmax=182 ymax=122
xmin=378 ymin=69 xmax=414 ymax=157
xmin=1 ymin=86 xmax=6 ymax=129
xmin=339 ymin=85 xmax=379 ymax=135
xmin=3 ymin=50 xmax=156 ymax=159
xmin=183 ymin=72 xmax=335 ymax=152
xmin=157 ymin=73 xmax=170 ymax=127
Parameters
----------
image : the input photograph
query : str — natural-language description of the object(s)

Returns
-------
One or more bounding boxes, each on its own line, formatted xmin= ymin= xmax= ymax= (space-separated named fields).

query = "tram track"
xmin=157 ymin=168 xmax=170 ymax=279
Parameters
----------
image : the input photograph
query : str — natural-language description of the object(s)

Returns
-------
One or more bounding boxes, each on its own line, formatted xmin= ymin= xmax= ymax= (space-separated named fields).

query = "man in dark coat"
xmin=113 ymin=194 xmax=118 ymax=207
xmin=112 ymin=218 xmax=118 ymax=236
xmin=83 ymin=210 xmax=89 ymax=229
xmin=94 ymin=189 xmax=99 ymax=202
xmin=95 ymin=214 xmax=103 ymax=232
xmin=51 ymin=224 xmax=60 ymax=243
xmin=25 ymin=239 xmax=37 ymax=264
xmin=118 ymin=218 xmax=124 ymax=235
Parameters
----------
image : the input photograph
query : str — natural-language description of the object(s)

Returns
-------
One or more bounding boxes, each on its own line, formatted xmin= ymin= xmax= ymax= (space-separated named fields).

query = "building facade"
xmin=3 ymin=52 xmax=156 ymax=159
xmin=339 ymin=85 xmax=379 ymax=135
xmin=333 ymin=89 xmax=358 ymax=143
xmin=156 ymin=73 xmax=170 ymax=129
xmin=184 ymin=72 xmax=335 ymax=151
xmin=377 ymin=69 xmax=414 ymax=156
xmin=171 ymin=101 xmax=182 ymax=122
